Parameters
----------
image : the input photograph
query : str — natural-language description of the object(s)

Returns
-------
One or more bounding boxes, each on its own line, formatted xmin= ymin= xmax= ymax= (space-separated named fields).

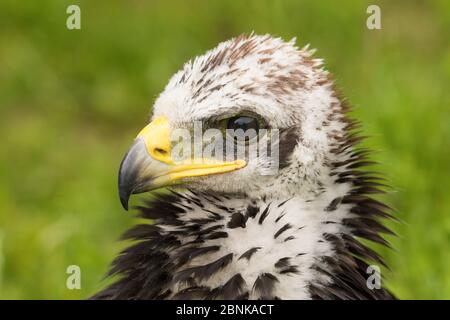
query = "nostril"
xmin=154 ymin=148 xmax=168 ymax=157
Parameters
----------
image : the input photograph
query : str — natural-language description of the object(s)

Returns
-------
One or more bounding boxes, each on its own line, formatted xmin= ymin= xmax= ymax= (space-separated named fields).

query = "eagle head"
xmin=118 ymin=34 xmax=341 ymax=209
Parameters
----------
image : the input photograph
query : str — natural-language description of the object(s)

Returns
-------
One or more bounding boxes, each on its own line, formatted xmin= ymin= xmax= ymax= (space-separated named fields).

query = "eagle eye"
xmin=225 ymin=115 xmax=266 ymax=142
xmin=227 ymin=116 xmax=259 ymax=132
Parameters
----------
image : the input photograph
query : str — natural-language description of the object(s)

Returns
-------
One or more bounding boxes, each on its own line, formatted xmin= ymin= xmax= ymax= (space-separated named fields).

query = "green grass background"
xmin=0 ymin=0 xmax=448 ymax=299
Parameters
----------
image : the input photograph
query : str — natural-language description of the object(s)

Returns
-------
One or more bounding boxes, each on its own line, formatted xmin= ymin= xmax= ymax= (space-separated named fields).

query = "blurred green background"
xmin=0 ymin=0 xmax=449 ymax=299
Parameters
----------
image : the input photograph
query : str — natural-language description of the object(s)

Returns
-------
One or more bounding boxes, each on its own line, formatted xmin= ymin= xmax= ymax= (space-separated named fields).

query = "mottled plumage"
xmin=93 ymin=34 xmax=396 ymax=300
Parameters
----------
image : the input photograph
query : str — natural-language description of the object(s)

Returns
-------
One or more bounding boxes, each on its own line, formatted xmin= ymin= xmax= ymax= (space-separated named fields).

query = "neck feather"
xmin=93 ymin=178 xmax=395 ymax=300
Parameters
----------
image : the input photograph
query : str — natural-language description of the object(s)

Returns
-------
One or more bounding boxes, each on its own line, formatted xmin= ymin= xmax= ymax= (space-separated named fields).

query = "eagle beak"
xmin=118 ymin=116 xmax=246 ymax=210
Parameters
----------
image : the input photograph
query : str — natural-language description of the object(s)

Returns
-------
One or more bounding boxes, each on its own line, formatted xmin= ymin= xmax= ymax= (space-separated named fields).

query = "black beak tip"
xmin=119 ymin=189 xmax=130 ymax=211
xmin=118 ymin=139 xmax=146 ymax=211
xmin=118 ymin=150 xmax=134 ymax=211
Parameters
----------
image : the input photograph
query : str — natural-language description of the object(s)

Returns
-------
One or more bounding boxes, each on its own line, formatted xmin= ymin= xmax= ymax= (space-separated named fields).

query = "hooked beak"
xmin=118 ymin=116 xmax=246 ymax=210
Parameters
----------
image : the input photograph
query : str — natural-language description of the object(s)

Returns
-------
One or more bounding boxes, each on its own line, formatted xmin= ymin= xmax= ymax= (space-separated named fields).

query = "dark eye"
xmin=227 ymin=116 xmax=260 ymax=132
xmin=226 ymin=116 xmax=264 ymax=142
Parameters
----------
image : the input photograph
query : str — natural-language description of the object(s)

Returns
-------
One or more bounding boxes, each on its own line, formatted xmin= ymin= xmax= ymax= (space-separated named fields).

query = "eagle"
xmin=92 ymin=34 xmax=396 ymax=300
